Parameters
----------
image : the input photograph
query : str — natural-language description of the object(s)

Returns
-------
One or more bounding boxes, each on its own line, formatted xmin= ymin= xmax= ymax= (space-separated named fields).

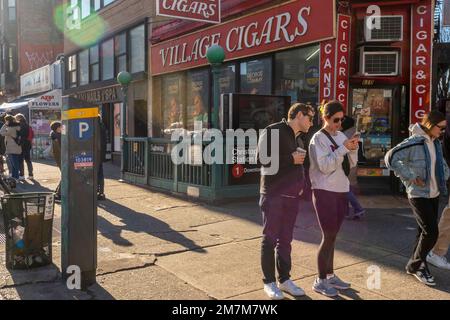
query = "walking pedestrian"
xmin=426 ymin=113 xmax=450 ymax=270
xmin=50 ymin=121 xmax=62 ymax=200
xmin=341 ymin=116 xmax=365 ymax=220
xmin=15 ymin=113 xmax=34 ymax=180
xmin=385 ymin=110 xmax=449 ymax=286
xmin=0 ymin=113 xmax=6 ymax=176
xmin=308 ymin=101 xmax=359 ymax=297
xmin=97 ymin=115 xmax=107 ymax=201
xmin=258 ymin=103 xmax=315 ymax=300
xmin=0 ymin=115 xmax=23 ymax=181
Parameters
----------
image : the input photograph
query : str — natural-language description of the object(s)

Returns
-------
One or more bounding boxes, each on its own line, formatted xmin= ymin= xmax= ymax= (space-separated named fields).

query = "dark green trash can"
xmin=1 ymin=193 xmax=55 ymax=270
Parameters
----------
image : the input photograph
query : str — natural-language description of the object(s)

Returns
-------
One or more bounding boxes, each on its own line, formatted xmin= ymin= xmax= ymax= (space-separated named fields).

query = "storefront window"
xmin=186 ymin=69 xmax=210 ymax=131
xmin=79 ymin=49 xmax=89 ymax=85
xmin=218 ymin=64 xmax=236 ymax=94
xmin=101 ymin=38 xmax=114 ymax=80
xmin=240 ymin=58 xmax=272 ymax=95
xmin=275 ymin=46 xmax=319 ymax=104
xmin=351 ymin=88 xmax=393 ymax=169
xmin=162 ymin=74 xmax=184 ymax=137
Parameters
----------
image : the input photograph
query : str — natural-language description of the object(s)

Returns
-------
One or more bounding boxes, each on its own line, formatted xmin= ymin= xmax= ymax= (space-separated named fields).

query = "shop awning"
xmin=0 ymin=97 xmax=35 ymax=113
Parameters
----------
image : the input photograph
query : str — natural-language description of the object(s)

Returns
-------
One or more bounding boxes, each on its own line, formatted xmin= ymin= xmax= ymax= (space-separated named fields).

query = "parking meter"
xmin=61 ymin=97 xmax=99 ymax=290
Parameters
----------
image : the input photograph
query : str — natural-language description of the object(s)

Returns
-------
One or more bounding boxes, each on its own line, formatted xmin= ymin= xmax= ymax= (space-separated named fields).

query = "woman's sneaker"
xmin=279 ymin=279 xmax=305 ymax=297
xmin=327 ymin=274 xmax=351 ymax=290
xmin=427 ymin=252 xmax=450 ymax=270
xmin=406 ymin=268 xmax=436 ymax=286
xmin=263 ymin=282 xmax=284 ymax=300
xmin=312 ymin=278 xmax=339 ymax=297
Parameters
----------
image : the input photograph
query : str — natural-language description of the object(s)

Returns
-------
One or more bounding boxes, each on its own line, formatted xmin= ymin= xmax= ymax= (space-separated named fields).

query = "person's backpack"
xmin=27 ymin=126 xmax=34 ymax=141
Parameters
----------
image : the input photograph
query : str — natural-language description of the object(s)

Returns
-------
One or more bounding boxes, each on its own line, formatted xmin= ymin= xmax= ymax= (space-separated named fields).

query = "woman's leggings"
xmin=312 ymin=189 xmax=349 ymax=279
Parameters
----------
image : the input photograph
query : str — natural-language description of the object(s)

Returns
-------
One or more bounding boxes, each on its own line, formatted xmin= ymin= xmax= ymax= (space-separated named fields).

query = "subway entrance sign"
xmin=61 ymin=97 xmax=99 ymax=290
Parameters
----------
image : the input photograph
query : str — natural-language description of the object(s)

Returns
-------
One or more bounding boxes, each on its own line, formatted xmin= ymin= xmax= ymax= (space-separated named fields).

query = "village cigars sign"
xmin=156 ymin=0 xmax=221 ymax=24
xmin=151 ymin=0 xmax=336 ymax=75
xmin=410 ymin=0 xmax=434 ymax=124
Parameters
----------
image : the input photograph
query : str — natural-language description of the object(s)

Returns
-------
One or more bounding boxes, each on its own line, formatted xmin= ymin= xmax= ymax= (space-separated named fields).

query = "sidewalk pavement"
xmin=1 ymin=160 xmax=450 ymax=300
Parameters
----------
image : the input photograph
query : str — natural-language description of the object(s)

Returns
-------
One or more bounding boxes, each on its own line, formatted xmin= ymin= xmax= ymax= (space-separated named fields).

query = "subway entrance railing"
xmin=122 ymin=137 xmax=259 ymax=202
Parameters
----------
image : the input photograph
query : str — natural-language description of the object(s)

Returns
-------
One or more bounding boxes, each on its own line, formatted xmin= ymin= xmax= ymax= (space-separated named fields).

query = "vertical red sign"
xmin=335 ymin=15 xmax=351 ymax=112
xmin=410 ymin=0 xmax=434 ymax=124
xmin=320 ymin=39 xmax=336 ymax=104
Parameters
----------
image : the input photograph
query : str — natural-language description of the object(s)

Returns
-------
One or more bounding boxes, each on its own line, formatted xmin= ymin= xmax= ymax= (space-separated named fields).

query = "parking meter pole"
xmin=61 ymin=97 xmax=98 ymax=290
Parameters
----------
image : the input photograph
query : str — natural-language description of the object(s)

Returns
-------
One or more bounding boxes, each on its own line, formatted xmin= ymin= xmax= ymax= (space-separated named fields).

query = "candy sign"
xmin=410 ymin=0 xmax=434 ymax=124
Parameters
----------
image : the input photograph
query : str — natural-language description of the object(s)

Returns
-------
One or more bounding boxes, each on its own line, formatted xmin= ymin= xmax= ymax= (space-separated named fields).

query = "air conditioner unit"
xmin=364 ymin=16 xmax=403 ymax=42
xmin=359 ymin=49 xmax=399 ymax=76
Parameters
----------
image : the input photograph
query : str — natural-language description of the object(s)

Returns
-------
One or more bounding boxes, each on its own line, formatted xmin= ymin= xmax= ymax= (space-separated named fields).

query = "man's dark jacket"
xmin=259 ymin=119 xmax=305 ymax=197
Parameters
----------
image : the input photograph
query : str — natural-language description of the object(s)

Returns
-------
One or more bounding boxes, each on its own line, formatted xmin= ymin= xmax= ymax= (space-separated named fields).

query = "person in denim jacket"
xmin=385 ymin=110 xmax=449 ymax=286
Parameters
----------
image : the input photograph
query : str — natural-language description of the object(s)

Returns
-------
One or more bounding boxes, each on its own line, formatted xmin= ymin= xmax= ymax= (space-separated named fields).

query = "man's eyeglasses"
xmin=333 ymin=117 xmax=345 ymax=124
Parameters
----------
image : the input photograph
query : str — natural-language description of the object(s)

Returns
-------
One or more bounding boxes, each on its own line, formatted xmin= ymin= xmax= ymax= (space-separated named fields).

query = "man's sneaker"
xmin=18 ymin=176 xmax=25 ymax=181
xmin=353 ymin=210 xmax=365 ymax=220
xmin=27 ymin=175 xmax=34 ymax=180
xmin=427 ymin=252 xmax=450 ymax=270
xmin=406 ymin=268 xmax=436 ymax=286
xmin=263 ymin=282 xmax=284 ymax=300
xmin=279 ymin=279 xmax=305 ymax=297
xmin=97 ymin=194 xmax=106 ymax=201
xmin=312 ymin=278 xmax=339 ymax=297
xmin=327 ymin=274 xmax=351 ymax=290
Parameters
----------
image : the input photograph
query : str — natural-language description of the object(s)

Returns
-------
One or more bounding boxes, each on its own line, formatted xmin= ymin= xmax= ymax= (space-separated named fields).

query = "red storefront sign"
xmin=156 ymin=0 xmax=221 ymax=24
xmin=319 ymin=39 xmax=336 ymax=104
xmin=334 ymin=14 xmax=351 ymax=112
xmin=410 ymin=0 xmax=434 ymax=124
xmin=151 ymin=0 xmax=336 ymax=75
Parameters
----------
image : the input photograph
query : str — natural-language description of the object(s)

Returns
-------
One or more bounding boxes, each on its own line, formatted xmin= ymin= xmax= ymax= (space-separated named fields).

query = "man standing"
xmin=427 ymin=114 xmax=450 ymax=270
xmin=258 ymin=103 xmax=315 ymax=300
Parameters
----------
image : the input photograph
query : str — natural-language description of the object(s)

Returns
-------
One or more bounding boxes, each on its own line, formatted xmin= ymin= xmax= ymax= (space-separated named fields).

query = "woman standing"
xmin=50 ymin=121 xmax=62 ymax=200
xmin=385 ymin=110 xmax=449 ymax=286
xmin=15 ymin=114 xmax=34 ymax=180
xmin=309 ymin=101 xmax=359 ymax=297
xmin=0 ymin=115 xmax=22 ymax=181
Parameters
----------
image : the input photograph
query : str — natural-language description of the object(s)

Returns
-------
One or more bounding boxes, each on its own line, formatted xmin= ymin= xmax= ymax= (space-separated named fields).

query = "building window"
xmin=81 ymin=0 xmax=91 ymax=19
xmin=79 ymin=49 xmax=89 ymax=85
xmin=186 ymin=69 xmax=210 ymax=130
xmin=130 ymin=24 xmax=145 ymax=73
xmin=8 ymin=46 xmax=15 ymax=73
xmin=8 ymin=0 xmax=16 ymax=21
xmin=115 ymin=33 xmax=127 ymax=73
xmin=274 ymin=46 xmax=320 ymax=104
xmin=240 ymin=58 xmax=272 ymax=95
xmin=68 ymin=54 xmax=78 ymax=88
xmin=90 ymin=45 xmax=99 ymax=82
xmin=101 ymin=38 xmax=114 ymax=80
xmin=94 ymin=0 xmax=101 ymax=11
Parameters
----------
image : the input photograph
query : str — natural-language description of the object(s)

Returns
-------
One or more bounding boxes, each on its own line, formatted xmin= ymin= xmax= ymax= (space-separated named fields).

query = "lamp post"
xmin=206 ymin=45 xmax=225 ymax=199
xmin=117 ymin=71 xmax=132 ymax=181
xmin=206 ymin=45 xmax=225 ymax=129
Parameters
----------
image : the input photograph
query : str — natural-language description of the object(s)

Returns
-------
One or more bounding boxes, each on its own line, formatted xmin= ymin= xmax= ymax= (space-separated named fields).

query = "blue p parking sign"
xmin=71 ymin=119 xmax=94 ymax=140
